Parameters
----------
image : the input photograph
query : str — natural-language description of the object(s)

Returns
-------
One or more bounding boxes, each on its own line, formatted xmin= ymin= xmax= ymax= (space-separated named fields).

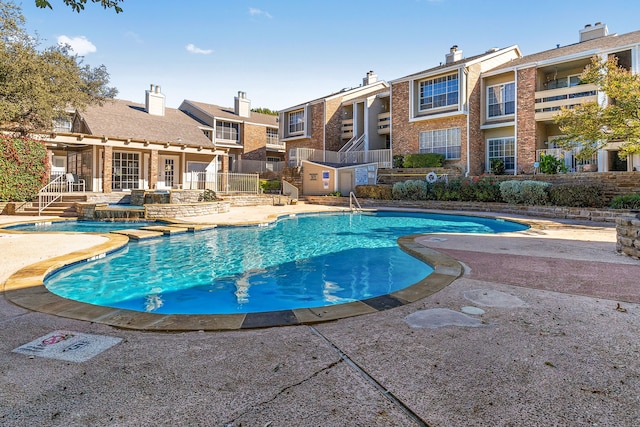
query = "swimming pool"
xmin=43 ymin=212 xmax=528 ymax=315
xmin=6 ymin=220 xmax=156 ymax=233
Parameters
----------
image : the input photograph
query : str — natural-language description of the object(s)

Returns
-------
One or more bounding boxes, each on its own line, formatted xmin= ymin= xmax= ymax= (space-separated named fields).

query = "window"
xmin=487 ymin=137 xmax=515 ymax=171
xmin=419 ymin=73 xmax=459 ymax=111
xmin=487 ymin=82 xmax=515 ymax=118
xmin=112 ymin=152 xmax=139 ymax=190
xmin=266 ymin=128 xmax=279 ymax=144
xmin=215 ymin=121 xmax=239 ymax=142
xmin=419 ymin=128 xmax=461 ymax=159
xmin=288 ymin=110 xmax=304 ymax=134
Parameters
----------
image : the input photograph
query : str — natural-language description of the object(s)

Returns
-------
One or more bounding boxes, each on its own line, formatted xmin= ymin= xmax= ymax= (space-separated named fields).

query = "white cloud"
xmin=249 ymin=7 xmax=272 ymax=18
xmin=185 ymin=43 xmax=213 ymax=55
xmin=57 ymin=35 xmax=97 ymax=56
xmin=123 ymin=31 xmax=143 ymax=44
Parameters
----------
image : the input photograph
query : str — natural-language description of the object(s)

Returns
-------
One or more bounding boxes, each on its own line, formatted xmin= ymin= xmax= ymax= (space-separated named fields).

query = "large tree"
xmin=554 ymin=56 xmax=640 ymax=160
xmin=35 ymin=0 xmax=123 ymax=13
xmin=0 ymin=1 xmax=118 ymax=135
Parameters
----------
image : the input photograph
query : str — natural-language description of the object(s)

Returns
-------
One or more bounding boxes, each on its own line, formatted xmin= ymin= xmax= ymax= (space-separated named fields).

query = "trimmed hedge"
xmin=549 ymin=184 xmax=605 ymax=207
xmin=0 ymin=135 xmax=48 ymax=202
xmin=499 ymin=180 xmax=550 ymax=205
xmin=402 ymin=153 xmax=445 ymax=168
xmin=355 ymin=184 xmax=392 ymax=200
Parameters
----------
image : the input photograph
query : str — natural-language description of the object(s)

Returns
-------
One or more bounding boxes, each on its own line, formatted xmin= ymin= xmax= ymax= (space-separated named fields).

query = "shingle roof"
xmin=490 ymin=30 xmax=640 ymax=71
xmin=78 ymin=99 xmax=214 ymax=148
xmin=397 ymin=50 xmax=504 ymax=81
xmin=184 ymin=100 xmax=278 ymax=127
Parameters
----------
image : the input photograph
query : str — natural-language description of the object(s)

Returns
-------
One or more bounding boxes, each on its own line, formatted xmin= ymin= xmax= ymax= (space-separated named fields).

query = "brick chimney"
xmin=145 ymin=84 xmax=165 ymax=116
xmin=445 ymin=45 xmax=463 ymax=64
xmin=234 ymin=91 xmax=250 ymax=118
xmin=580 ymin=22 xmax=608 ymax=42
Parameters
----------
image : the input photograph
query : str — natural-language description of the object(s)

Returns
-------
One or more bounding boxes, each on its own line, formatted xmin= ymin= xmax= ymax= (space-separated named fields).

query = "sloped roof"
xmin=489 ymin=30 xmax=640 ymax=71
xmin=184 ymin=100 xmax=278 ymax=127
xmin=281 ymin=80 xmax=390 ymax=112
xmin=78 ymin=99 xmax=214 ymax=148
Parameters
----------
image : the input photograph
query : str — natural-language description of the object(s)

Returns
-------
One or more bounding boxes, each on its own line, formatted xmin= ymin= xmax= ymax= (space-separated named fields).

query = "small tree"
xmin=0 ymin=2 xmax=118 ymax=134
xmin=554 ymin=56 xmax=640 ymax=160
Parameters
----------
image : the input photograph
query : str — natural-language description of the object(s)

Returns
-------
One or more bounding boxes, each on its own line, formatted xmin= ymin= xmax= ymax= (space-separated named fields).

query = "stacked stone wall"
xmin=616 ymin=214 xmax=640 ymax=259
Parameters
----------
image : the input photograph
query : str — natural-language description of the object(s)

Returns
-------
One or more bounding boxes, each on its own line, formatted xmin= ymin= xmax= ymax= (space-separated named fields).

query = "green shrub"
xmin=259 ymin=179 xmax=281 ymax=193
xmin=402 ymin=153 xmax=445 ymax=168
xmin=392 ymin=154 xmax=404 ymax=168
xmin=392 ymin=180 xmax=428 ymax=200
xmin=550 ymin=184 xmax=605 ymax=207
xmin=490 ymin=158 xmax=505 ymax=175
xmin=198 ymin=189 xmax=218 ymax=201
xmin=355 ymin=185 xmax=392 ymax=200
xmin=499 ymin=180 xmax=522 ymax=204
xmin=0 ymin=136 xmax=48 ymax=202
xmin=610 ymin=194 xmax=640 ymax=210
xmin=469 ymin=177 xmax=503 ymax=202
xmin=327 ymin=191 xmax=342 ymax=197
xmin=539 ymin=154 xmax=567 ymax=174
xmin=500 ymin=180 xmax=549 ymax=204
xmin=520 ymin=180 xmax=550 ymax=205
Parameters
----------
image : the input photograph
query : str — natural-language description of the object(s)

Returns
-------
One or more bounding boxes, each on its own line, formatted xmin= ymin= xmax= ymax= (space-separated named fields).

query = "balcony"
xmin=266 ymin=136 xmax=285 ymax=151
xmin=534 ymin=84 xmax=598 ymax=121
xmin=341 ymin=119 xmax=353 ymax=139
xmin=377 ymin=112 xmax=390 ymax=135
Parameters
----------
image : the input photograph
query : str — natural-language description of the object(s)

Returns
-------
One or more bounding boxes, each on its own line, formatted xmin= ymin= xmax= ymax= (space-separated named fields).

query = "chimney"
xmin=145 ymin=84 xmax=165 ymax=116
xmin=579 ymin=22 xmax=608 ymax=42
xmin=363 ymin=70 xmax=378 ymax=86
xmin=234 ymin=91 xmax=250 ymax=118
xmin=445 ymin=45 xmax=463 ymax=64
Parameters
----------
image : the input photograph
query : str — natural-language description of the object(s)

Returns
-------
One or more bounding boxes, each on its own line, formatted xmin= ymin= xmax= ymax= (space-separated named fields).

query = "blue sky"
xmin=18 ymin=0 xmax=640 ymax=111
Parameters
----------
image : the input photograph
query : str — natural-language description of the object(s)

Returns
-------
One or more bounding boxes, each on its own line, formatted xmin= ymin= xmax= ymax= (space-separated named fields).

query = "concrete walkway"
xmin=1 ymin=206 xmax=639 ymax=426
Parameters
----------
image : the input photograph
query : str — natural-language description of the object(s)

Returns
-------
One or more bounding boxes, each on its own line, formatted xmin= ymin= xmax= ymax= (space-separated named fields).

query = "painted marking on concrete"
xmin=463 ymin=289 xmax=526 ymax=308
xmin=13 ymin=330 xmax=122 ymax=362
xmin=404 ymin=308 xmax=486 ymax=329
xmin=461 ymin=306 xmax=486 ymax=315
xmin=426 ymin=237 xmax=448 ymax=242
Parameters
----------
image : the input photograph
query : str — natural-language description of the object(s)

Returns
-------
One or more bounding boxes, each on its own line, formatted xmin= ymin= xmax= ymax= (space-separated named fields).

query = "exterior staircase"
xmin=17 ymin=194 xmax=86 ymax=217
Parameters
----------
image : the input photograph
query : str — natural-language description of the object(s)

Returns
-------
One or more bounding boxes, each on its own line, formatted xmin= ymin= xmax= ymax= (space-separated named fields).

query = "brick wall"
xmin=103 ymin=146 xmax=112 ymax=193
xmin=242 ymin=123 xmax=267 ymax=161
xmin=516 ymin=68 xmax=537 ymax=174
xmin=391 ymin=81 xmax=469 ymax=174
xmin=324 ymin=98 xmax=343 ymax=152
xmin=467 ymin=64 xmax=484 ymax=176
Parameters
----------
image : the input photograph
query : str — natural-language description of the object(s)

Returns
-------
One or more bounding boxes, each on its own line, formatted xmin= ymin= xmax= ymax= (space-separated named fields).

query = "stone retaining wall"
xmin=224 ymin=195 xmax=291 ymax=206
xmin=616 ymin=213 xmax=640 ymax=259
xmin=304 ymin=196 xmax=627 ymax=223
xmin=144 ymin=201 xmax=230 ymax=219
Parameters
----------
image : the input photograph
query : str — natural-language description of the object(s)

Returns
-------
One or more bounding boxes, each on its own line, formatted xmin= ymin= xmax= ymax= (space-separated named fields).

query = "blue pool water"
xmin=43 ymin=212 xmax=528 ymax=315
xmin=6 ymin=220 xmax=156 ymax=233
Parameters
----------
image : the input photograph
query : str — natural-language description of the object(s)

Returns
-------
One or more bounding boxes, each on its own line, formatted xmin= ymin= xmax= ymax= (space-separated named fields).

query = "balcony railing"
xmin=534 ymin=84 xmax=598 ymax=121
xmin=378 ymin=112 xmax=390 ymax=134
xmin=341 ymin=119 xmax=354 ymax=139
xmin=289 ymin=148 xmax=392 ymax=168
xmin=183 ymin=172 xmax=260 ymax=194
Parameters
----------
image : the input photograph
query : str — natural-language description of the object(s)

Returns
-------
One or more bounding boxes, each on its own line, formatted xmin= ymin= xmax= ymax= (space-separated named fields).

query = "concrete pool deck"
xmin=1 ymin=205 xmax=640 ymax=426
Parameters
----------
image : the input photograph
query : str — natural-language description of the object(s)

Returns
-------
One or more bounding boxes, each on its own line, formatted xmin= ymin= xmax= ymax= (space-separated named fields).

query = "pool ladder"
xmin=349 ymin=192 xmax=362 ymax=212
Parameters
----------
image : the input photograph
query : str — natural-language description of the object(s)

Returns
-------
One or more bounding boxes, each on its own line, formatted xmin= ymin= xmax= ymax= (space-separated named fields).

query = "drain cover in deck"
xmin=13 ymin=330 xmax=122 ymax=362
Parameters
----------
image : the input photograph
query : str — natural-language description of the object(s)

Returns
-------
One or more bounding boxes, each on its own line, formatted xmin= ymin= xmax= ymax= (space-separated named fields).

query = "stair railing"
xmin=282 ymin=180 xmax=299 ymax=201
xmin=349 ymin=191 xmax=362 ymax=212
xmin=38 ymin=174 xmax=65 ymax=216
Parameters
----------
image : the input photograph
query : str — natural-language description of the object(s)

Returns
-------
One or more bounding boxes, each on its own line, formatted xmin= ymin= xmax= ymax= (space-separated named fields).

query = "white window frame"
xmin=487 ymin=82 xmax=515 ymax=119
xmin=418 ymin=72 xmax=459 ymax=112
xmin=288 ymin=109 xmax=304 ymax=135
xmin=266 ymin=128 xmax=279 ymax=144
xmin=419 ymin=127 xmax=461 ymax=160
xmin=487 ymin=137 xmax=516 ymax=172
xmin=215 ymin=121 xmax=239 ymax=142
xmin=112 ymin=151 xmax=140 ymax=190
